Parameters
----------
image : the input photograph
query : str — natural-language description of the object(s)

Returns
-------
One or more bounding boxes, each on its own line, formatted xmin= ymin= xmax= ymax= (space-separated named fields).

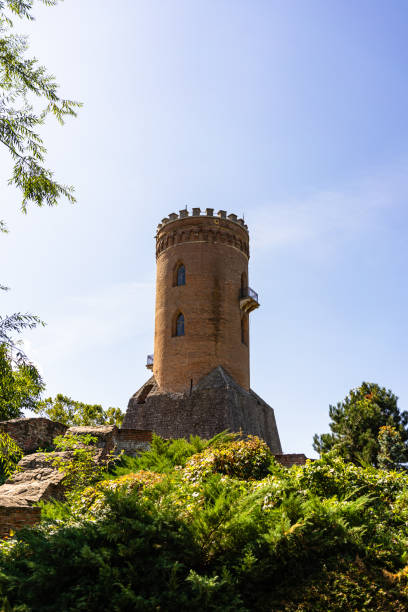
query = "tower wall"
xmin=153 ymin=210 xmax=250 ymax=393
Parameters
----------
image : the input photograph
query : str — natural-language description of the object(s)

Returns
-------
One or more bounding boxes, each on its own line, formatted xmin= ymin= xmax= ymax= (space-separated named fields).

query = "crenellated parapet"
xmin=157 ymin=208 xmax=247 ymax=231
xmin=156 ymin=208 xmax=249 ymax=259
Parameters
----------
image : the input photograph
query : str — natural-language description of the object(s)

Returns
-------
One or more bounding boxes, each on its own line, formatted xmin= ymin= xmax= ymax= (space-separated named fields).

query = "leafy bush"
xmin=41 ymin=470 xmax=165 ymax=525
xmin=0 ymin=343 xmax=44 ymax=421
xmin=110 ymin=431 xmax=232 ymax=477
xmin=184 ymin=435 xmax=275 ymax=482
xmin=46 ymin=434 xmax=113 ymax=493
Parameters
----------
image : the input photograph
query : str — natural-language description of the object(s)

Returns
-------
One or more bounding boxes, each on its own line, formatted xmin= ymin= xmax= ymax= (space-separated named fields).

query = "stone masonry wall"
xmin=65 ymin=426 xmax=153 ymax=457
xmin=124 ymin=367 xmax=282 ymax=453
xmin=0 ymin=418 xmax=67 ymax=454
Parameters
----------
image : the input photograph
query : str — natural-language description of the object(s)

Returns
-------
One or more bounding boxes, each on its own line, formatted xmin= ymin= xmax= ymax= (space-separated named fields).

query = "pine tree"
xmin=377 ymin=425 xmax=406 ymax=471
xmin=313 ymin=382 xmax=408 ymax=466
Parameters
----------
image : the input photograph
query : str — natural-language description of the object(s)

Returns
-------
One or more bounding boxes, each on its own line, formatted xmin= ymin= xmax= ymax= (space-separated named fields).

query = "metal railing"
xmin=240 ymin=287 xmax=259 ymax=303
xmin=146 ymin=354 xmax=154 ymax=367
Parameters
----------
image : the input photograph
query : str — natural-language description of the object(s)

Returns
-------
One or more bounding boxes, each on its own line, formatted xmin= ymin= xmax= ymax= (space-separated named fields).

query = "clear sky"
xmin=1 ymin=0 xmax=408 ymax=457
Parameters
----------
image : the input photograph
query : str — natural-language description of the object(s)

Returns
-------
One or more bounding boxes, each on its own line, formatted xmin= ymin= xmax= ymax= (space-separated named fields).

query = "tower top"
xmin=156 ymin=208 xmax=248 ymax=233
xmin=155 ymin=208 xmax=250 ymax=260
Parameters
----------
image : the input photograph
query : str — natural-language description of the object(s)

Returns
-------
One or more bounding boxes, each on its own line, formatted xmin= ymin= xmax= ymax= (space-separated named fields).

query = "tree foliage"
xmin=0 ymin=343 xmax=44 ymax=420
xmin=313 ymin=382 xmax=408 ymax=467
xmin=378 ymin=426 xmax=406 ymax=471
xmin=34 ymin=393 xmax=124 ymax=426
xmin=0 ymin=313 xmax=44 ymax=421
xmin=0 ymin=311 xmax=44 ymax=368
xmin=0 ymin=430 xmax=22 ymax=482
xmin=0 ymin=0 xmax=80 ymax=226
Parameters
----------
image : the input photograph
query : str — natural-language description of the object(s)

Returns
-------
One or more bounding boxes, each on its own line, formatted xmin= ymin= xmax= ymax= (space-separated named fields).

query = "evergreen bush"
xmin=1 ymin=436 xmax=408 ymax=610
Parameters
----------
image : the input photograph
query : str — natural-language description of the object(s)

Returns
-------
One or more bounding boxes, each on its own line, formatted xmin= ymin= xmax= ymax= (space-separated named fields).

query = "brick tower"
xmin=123 ymin=208 xmax=282 ymax=452
xmin=154 ymin=208 xmax=255 ymax=393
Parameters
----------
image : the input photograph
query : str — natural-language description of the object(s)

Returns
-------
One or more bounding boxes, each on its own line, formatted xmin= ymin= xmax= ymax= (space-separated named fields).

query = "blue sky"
xmin=1 ymin=0 xmax=408 ymax=456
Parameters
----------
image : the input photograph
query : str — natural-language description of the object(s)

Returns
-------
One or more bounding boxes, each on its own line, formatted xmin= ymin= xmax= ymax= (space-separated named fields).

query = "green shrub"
xmin=109 ymin=431 xmax=232 ymax=477
xmin=47 ymin=433 xmax=113 ymax=493
xmin=1 ymin=436 xmax=408 ymax=610
xmin=183 ymin=435 xmax=274 ymax=482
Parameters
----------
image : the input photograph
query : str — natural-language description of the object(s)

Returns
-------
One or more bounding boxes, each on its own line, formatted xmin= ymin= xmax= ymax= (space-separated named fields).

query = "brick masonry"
xmin=0 ymin=499 xmax=41 ymax=538
xmin=0 ymin=417 xmax=67 ymax=454
xmin=154 ymin=211 xmax=251 ymax=393
xmin=274 ymin=454 xmax=308 ymax=468
xmin=123 ymin=366 xmax=282 ymax=453
xmin=116 ymin=429 xmax=152 ymax=456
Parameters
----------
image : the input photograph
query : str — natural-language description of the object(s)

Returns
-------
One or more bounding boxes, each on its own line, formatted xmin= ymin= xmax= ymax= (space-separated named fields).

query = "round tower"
xmin=152 ymin=207 xmax=259 ymax=393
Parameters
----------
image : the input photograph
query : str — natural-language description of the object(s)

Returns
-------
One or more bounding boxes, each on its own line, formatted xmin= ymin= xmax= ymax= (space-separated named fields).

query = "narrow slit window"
xmin=177 ymin=264 xmax=186 ymax=286
xmin=176 ymin=313 xmax=185 ymax=336
xmin=241 ymin=315 xmax=248 ymax=345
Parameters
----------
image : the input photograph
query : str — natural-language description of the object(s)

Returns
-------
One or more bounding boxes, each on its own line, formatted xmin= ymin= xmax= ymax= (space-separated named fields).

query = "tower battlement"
xmin=157 ymin=208 xmax=248 ymax=232
xmin=155 ymin=209 xmax=250 ymax=260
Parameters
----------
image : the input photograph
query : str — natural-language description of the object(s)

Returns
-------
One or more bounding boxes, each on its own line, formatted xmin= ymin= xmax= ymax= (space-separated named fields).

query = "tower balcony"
xmin=240 ymin=287 xmax=260 ymax=313
xmin=146 ymin=354 xmax=154 ymax=370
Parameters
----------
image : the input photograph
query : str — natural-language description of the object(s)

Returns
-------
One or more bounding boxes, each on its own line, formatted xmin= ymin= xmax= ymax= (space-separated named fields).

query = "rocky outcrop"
xmin=0 ymin=452 xmax=73 ymax=505
xmin=0 ymin=417 xmax=67 ymax=454
xmin=0 ymin=451 xmax=71 ymax=538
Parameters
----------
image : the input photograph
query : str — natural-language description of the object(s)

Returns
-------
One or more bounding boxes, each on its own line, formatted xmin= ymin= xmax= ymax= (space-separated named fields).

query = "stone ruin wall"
xmin=0 ymin=417 xmax=67 ymax=454
xmin=0 ymin=419 xmax=152 ymax=538
xmin=123 ymin=368 xmax=283 ymax=454
xmin=125 ymin=387 xmax=282 ymax=454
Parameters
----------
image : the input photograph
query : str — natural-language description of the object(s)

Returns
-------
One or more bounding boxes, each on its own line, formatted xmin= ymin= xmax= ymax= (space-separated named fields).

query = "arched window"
xmin=176 ymin=313 xmax=185 ymax=336
xmin=176 ymin=264 xmax=186 ymax=286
